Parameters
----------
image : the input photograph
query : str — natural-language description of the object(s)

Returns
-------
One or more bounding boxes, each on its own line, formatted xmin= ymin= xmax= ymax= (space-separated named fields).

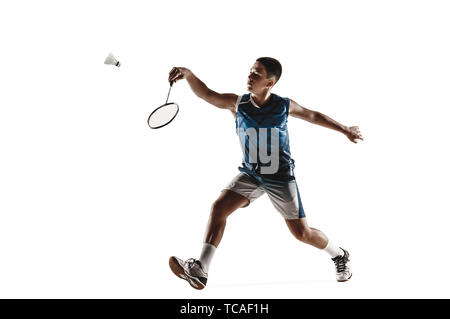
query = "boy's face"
xmin=247 ymin=61 xmax=275 ymax=94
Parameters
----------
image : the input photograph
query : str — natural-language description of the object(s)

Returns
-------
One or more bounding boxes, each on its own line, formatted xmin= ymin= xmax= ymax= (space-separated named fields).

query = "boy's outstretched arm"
xmin=168 ymin=67 xmax=237 ymax=114
xmin=289 ymin=99 xmax=364 ymax=143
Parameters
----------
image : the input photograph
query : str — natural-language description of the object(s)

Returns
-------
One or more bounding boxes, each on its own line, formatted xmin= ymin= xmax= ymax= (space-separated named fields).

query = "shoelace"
xmin=332 ymin=255 xmax=347 ymax=273
xmin=185 ymin=258 xmax=198 ymax=269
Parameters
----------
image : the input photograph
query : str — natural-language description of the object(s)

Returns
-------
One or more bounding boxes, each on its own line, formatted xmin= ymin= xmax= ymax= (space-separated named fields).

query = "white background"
xmin=1 ymin=0 xmax=449 ymax=299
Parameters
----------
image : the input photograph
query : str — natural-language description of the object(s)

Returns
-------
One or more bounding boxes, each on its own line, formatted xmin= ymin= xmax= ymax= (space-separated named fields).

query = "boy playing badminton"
xmin=168 ymin=57 xmax=363 ymax=290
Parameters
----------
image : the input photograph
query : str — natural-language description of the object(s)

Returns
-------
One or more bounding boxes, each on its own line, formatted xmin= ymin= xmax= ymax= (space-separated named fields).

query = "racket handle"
xmin=166 ymin=81 xmax=174 ymax=104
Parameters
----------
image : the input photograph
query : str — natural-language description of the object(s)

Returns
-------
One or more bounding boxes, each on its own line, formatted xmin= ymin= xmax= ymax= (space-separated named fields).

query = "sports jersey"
xmin=235 ymin=93 xmax=295 ymax=181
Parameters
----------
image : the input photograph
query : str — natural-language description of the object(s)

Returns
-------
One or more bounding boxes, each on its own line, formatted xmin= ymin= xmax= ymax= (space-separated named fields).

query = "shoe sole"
xmin=169 ymin=256 xmax=205 ymax=290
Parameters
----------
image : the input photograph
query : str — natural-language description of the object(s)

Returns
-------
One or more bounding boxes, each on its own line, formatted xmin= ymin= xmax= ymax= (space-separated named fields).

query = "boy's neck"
xmin=250 ymin=91 xmax=272 ymax=107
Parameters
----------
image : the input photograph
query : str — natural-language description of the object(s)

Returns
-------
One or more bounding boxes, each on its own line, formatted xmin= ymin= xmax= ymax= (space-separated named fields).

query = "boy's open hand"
xmin=345 ymin=126 xmax=364 ymax=143
xmin=169 ymin=67 xmax=191 ymax=83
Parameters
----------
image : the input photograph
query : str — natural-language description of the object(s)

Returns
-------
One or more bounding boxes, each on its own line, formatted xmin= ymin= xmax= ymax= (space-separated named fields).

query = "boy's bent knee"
xmin=294 ymin=228 xmax=312 ymax=243
xmin=210 ymin=200 xmax=227 ymax=215
xmin=210 ymin=190 xmax=250 ymax=216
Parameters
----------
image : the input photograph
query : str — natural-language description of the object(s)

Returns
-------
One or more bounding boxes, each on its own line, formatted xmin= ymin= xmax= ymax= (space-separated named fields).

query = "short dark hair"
xmin=256 ymin=57 xmax=282 ymax=83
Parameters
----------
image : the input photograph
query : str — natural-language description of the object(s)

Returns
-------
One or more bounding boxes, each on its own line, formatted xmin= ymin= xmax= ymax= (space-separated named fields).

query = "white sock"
xmin=322 ymin=240 xmax=344 ymax=258
xmin=199 ymin=243 xmax=216 ymax=273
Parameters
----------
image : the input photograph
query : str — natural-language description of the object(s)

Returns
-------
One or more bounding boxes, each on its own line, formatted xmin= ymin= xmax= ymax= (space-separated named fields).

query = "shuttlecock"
xmin=104 ymin=52 xmax=121 ymax=67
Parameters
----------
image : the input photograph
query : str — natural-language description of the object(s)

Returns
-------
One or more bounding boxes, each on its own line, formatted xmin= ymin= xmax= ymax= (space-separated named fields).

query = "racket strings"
xmin=148 ymin=81 xmax=178 ymax=129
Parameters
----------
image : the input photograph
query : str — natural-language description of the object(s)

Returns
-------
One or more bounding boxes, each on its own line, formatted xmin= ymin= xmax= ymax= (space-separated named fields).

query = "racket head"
xmin=147 ymin=102 xmax=179 ymax=129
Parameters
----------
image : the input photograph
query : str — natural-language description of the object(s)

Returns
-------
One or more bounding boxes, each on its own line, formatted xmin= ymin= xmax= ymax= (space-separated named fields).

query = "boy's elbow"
xmin=197 ymin=87 xmax=212 ymax=100
xmin=305 ymin=110 xmax=317 ymax=122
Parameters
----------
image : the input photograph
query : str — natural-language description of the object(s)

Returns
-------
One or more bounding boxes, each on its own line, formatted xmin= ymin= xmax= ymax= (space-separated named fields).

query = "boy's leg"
xmin=284 ymin=217 xmax=328 ymax=249
xmin=285 ymin=217 xmax=344 ymax=259
xmin=203 ymin=189 xmax=250 ymax=247
xmin=203 ymin=172 xmax=264 ymax=249
xmin=195 ymin=190 xmax=250 ymax=274
xmin=263 ymin=179 xmax=352 ymax=281
xmin=285 ymin=217 xmax=351 ymax=282
xmin=169 ymin=173 xmax=264 ymax=289
xmin=261 ymin=179 xmax=341 ymax=253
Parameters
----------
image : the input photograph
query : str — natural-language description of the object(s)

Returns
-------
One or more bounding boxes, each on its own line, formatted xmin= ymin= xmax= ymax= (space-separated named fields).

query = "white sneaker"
xmin=169 ymin=256 xmax=208 ymax=290
xmin=331 ymin=248 xmax=352 ymax=282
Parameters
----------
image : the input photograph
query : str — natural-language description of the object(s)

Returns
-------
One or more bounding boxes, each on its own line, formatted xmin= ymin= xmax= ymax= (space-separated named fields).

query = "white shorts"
xmin=223 ymin=172 xmax=306 ymax=219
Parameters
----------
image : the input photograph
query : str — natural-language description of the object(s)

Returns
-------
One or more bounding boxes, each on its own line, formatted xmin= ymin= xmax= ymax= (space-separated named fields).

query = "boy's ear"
xmin=267 ymin=79 xmax=275 ymax=88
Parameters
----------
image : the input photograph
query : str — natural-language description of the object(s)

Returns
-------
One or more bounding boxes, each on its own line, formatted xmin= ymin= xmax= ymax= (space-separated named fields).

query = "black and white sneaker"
xmin=331 ymin=248 xmax=352 ymax=282
xmin=169 ymin=256 xmax=208 ymax=290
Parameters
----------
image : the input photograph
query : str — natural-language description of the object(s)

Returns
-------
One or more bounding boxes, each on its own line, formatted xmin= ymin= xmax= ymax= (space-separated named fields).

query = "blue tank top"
xmin=235 ymin=93 xmax=295 ymax=181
